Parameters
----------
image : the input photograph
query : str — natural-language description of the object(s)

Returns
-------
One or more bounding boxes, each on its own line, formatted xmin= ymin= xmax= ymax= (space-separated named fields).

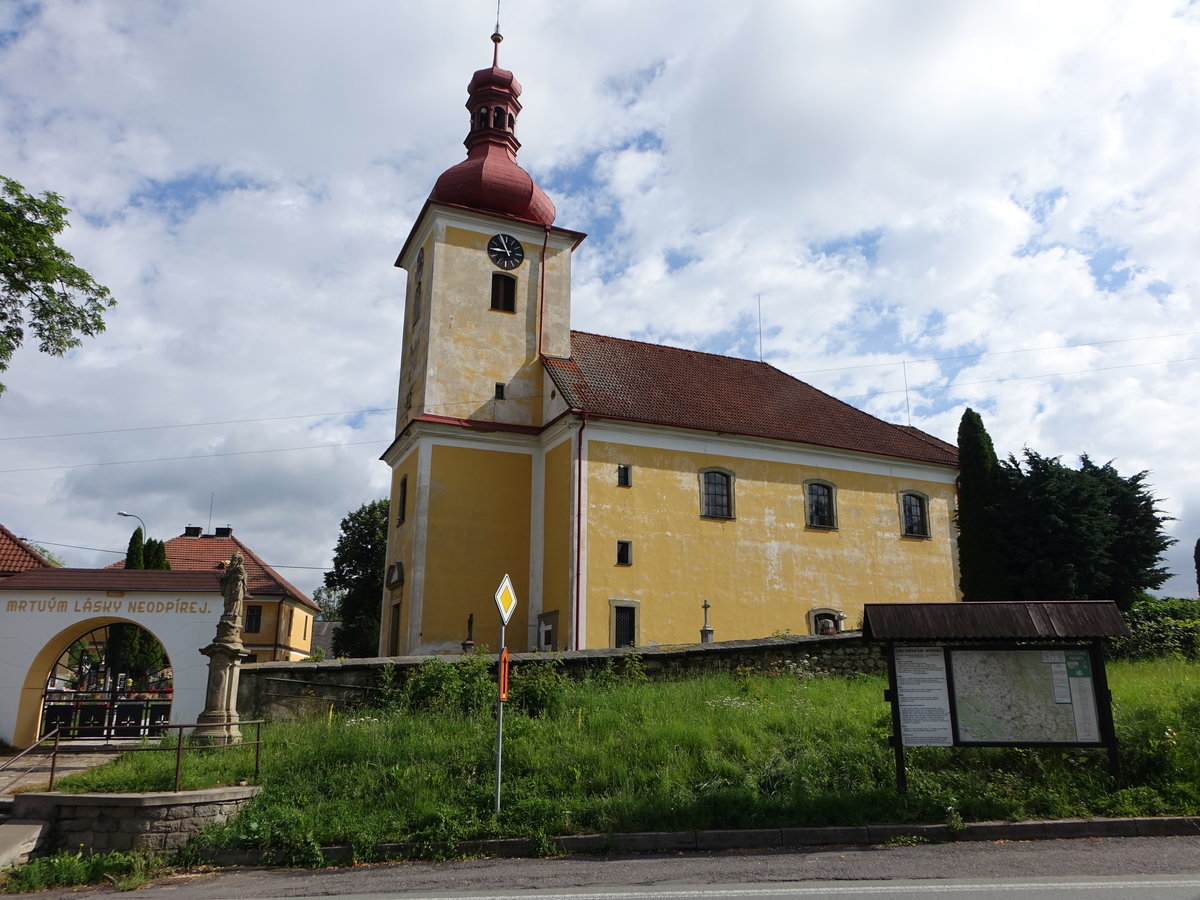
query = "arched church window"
xmin=492 ymin=106 xmax=505 ymax=128
xmin=507 ymin=113 xmax=515 ymax=130
xmin=491 ymin=273 xmax=516 ymax=312
xmin=477 ymin=106 xmax=489 ymax=129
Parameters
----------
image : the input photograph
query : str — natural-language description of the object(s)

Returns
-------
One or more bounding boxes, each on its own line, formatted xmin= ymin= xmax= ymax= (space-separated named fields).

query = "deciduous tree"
xmin=324 ymin=499 xmax=388 ymax=658
xmin=0 ymin=176 xmax=114 ymax=395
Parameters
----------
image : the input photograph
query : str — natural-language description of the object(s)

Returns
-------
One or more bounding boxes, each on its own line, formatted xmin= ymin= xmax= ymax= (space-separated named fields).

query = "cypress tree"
xmin=143 ymin=538 xmax=170 ymax=570
xmin=124 ymin=527 xmax=144 ymax=569
xmin=1194 ymin=538 xmax=1199 ymax=598
xmin=955 ymin=408 xmax=1008 ymax=601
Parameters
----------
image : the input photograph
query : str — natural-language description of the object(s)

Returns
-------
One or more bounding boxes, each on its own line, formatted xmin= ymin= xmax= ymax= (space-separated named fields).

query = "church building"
xmin=379 ymin=33 xmax=960 ymax=656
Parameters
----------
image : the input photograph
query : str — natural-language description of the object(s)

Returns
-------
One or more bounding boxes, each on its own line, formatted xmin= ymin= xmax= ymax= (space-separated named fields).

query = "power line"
xmin=2 ymin=407 xmax=395 ymax=442
xmin=839 ymin=355 xmax=1200 ymax=402
xmin=0 ymin=439 xmax=389 ymax=474
xmin=790 ymin=330 xmax=1200 ymax=376
xmin=27 ymin=540 xmax=329 ymax=572
xmin=5 ymin=331 xmax=1197 ymax=446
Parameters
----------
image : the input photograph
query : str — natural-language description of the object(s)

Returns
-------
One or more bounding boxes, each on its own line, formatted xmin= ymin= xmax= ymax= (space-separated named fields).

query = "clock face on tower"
xmin=487 ymin=233 xmax=525 ymax=270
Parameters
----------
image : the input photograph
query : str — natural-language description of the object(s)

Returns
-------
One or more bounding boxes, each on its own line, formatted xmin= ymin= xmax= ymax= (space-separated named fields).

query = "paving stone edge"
xmin=194 ymin=816 xmax=1200 ymax=866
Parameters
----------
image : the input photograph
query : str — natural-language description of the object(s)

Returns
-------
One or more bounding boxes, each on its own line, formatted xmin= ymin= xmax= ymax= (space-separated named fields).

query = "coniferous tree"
xmin=324 ymin=499 xmax=388 ymax=658
xmin=955 ymin=408 xmax=1008 ymax=601
xmin=955 ymin=410 xmax=1175 ymax=610
xmin=993 ymin=449 xmax=1173 ymax=609
xmin=143 ymin=538 xmax=170 ymax=570
xmin=1193 ymin=538 xmax=1199 ymax=598
xmin=124 ymin=527 xmax=144 ymax=569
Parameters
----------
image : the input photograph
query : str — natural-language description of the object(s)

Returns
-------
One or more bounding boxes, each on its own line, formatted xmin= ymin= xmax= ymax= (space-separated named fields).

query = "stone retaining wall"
xmin=238 ymin=632 xmax=886 ymax=721
xmin=12 ymin=786 xmax=260 ymax=853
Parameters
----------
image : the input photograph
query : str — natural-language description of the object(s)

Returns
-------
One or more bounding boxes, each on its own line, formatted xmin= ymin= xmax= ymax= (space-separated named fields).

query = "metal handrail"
xmin=2 ymin=722 xmax=263 ymax=794
xmin=96 ymin=721 xmax=265 ymax=792
xmin=0 ymin=727 xmax=61 ymax=795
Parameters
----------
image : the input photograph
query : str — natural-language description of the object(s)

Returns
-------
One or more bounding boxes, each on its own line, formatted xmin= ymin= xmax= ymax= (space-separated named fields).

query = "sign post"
xmin=493 ymin=574 xmax=518 ymax=814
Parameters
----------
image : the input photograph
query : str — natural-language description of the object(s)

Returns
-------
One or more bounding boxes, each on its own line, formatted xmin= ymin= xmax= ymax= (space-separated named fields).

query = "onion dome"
xmin=429 ymin=31 xmax=556 ymax=226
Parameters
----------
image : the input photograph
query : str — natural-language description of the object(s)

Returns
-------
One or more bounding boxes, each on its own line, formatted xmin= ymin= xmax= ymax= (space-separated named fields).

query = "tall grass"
xmin=52 ymin=659 xmax=1200 ymax=864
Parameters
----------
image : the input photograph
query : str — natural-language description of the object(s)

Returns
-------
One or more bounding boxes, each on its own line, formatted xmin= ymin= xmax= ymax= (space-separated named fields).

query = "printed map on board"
xmin=950 ymin=648 xmax=1100 ymax=744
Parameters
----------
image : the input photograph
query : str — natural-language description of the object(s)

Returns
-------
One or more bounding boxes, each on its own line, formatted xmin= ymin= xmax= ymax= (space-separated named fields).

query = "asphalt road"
xmin=30 ymin=835 xmax=1200 ymax=899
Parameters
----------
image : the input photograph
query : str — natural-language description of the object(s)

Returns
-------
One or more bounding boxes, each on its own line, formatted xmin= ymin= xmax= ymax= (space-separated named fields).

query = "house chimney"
xmin=184 ymin=525 xmax=202 ymax=538
xmin=214 ymin=526 xmax=233 ymax=538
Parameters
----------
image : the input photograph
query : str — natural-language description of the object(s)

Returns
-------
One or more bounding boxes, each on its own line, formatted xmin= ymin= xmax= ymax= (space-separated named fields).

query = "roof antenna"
xmin=492 ymin=0 xmax=503 ymax=66
xmin=207 ymin=492 xmax=214 ymax=534
xmin=756 ymin=293 xmax=764 ymax=362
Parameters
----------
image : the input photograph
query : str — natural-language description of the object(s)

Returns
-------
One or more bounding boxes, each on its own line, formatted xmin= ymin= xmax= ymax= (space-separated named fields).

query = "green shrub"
xmin=509 ymin=659 xmax=568 ymax=717
xmin=402 ymin=655 xmax=494 ymax=717
xmin=1108 ymin=596 xmax=1200 ymax=660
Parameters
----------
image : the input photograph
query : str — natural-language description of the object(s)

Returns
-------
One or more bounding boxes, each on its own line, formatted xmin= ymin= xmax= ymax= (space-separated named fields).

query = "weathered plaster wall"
xmin=583 ymin=433 xmax=958 ymax=645
xmin=418 ymin=443 xmax=533 ymax=653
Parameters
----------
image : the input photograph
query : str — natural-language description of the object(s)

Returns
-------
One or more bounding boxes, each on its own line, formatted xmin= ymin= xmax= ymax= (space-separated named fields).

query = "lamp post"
xmin=117 ymin=511 xmax=147 ymax=537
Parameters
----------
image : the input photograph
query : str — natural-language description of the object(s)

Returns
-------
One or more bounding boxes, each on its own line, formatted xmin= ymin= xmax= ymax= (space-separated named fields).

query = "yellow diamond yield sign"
xmin=494 ymin=574 xmax=518 ymax=626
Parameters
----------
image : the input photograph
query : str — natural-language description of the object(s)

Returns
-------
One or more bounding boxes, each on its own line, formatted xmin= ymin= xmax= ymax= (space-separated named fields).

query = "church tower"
xmin=381 ymin=31 xmax=585 ymax=655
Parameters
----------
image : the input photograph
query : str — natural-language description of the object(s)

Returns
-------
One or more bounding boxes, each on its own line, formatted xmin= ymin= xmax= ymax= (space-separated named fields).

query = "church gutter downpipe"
xmin=537 ymin=225 xmax=550 ymax=357
xmin=573 ymin=409 xmax=587 ymax=650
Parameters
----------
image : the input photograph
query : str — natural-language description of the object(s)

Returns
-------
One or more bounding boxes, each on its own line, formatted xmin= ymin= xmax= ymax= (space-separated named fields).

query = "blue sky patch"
xmin=129 ymin=169 xmax=262 ymax=226
xmin=813 ymin=228 xmax=882 ymax=264
xmin=1024 ymin=186 xmax=1066 ymax=225
xmin=1087 ymin=244 xmax=1135 ymax=291
xmin=0 ymin=1 xmax=39 ymax=51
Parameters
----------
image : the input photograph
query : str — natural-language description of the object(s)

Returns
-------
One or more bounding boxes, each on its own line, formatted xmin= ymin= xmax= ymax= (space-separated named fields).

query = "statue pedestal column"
xmin=192 ymin=615 xmax=249 ymax=745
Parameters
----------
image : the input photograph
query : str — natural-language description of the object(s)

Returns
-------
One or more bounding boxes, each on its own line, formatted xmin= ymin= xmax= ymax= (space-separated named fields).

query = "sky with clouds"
xmin=2 ymin=0 xmax=1197 ymax=601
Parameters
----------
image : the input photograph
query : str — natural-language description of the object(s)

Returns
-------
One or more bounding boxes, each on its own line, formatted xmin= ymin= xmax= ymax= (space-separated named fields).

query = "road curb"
xmin=193 ymin=815 xmax=1200 ymax=866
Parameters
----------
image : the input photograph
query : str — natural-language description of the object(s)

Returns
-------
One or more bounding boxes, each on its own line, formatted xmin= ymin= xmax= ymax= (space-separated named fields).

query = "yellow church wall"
xmin=418 ymin=224 xmax=570 ymax=428
xmin=382 ymin=451 xmax=419 ymax=655
xmin=421 ymin=443 xmax=533 ymax=651
xmin=583 ymin=439 xmax=957 ymax=646
xmin=539 ymin=437 xmax=574 ymax=650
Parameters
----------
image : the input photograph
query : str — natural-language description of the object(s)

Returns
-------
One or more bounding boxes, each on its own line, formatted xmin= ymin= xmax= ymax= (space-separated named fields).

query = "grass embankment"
xmin=50 ymin=658 xmax=1200 ymax=865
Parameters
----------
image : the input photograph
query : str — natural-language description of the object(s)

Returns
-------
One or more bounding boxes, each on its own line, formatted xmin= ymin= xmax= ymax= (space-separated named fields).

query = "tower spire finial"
xmin=492 ymin=0 xmax=503 ymax=67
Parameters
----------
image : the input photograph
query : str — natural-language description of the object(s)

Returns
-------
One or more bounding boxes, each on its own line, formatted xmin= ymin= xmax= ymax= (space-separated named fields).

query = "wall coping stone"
xmin=13 ymin=786 xmax=260 ymax=817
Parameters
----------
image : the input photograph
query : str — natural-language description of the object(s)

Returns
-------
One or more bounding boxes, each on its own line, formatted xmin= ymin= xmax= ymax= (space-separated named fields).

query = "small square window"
xmin=616 ymin=540 xmax=633 ymax=566
xmin=244 ymin=605 xmax=262 ymax=634
xmin=617 ymin=464 xmax=632 ymax=487
xmin=495 ymin=383 xmax=506 ymax=400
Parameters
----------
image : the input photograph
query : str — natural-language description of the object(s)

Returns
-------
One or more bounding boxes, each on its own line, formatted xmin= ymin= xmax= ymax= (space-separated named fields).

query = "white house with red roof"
xmin=379 ymin=31 xmax=960 ymax=656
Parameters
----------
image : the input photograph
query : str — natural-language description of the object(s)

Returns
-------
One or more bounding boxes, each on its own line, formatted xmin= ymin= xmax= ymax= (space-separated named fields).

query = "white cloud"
xmin=1 ymin=0 xmax=1197 ymax=598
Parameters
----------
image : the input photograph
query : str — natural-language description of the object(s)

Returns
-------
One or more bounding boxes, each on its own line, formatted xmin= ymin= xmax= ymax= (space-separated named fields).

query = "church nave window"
xmin=700 ymin=468 xmax=735 ymax=519
xmin=805 ymin=480 xmax=837 ymax=529
xmin=900 ymin=491 xmax=930 ymax=538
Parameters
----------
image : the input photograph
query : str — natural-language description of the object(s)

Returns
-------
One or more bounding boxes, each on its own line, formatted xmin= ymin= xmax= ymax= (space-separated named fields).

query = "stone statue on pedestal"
xmin=193 ymin=552 xmax=251 ymax=744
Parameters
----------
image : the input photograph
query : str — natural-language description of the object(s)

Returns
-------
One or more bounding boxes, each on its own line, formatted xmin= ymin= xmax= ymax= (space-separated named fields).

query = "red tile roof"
xmin=544 ymin=332 xmax=958 ymax=468
xmin=106 ymin=531 xmax=317 ymax=612
xmin=0 ymin=523 xmax=52 ymax=576
xmin=0 ymin=568 xmax=220 ymax=592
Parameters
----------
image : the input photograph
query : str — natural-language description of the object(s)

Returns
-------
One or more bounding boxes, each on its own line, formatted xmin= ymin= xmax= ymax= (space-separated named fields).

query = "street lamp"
xmin=117 ymin=511 xmax=147 ymax=537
